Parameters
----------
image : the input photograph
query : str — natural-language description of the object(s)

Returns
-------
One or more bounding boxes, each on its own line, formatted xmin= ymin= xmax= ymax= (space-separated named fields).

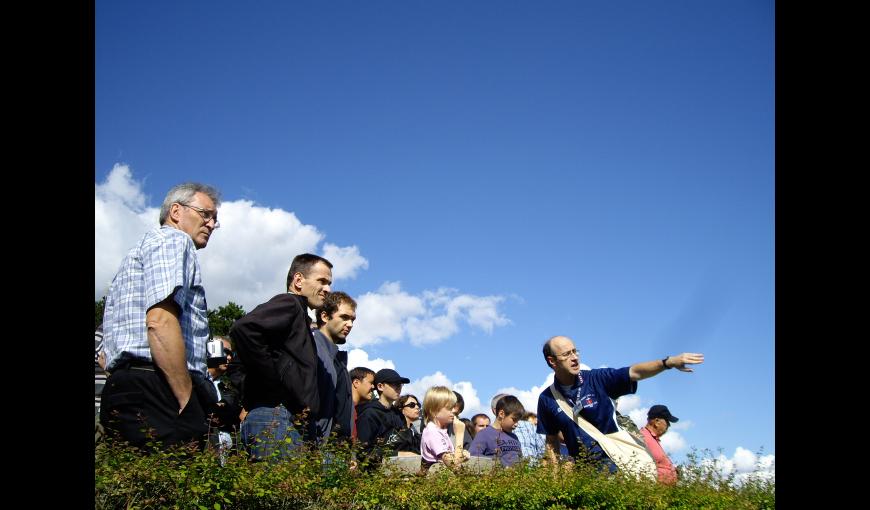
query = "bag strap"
xmin=549 ymin=383 xmax=611 ymax=445
xmin=549 ymin=383 xmax=657 ymax=480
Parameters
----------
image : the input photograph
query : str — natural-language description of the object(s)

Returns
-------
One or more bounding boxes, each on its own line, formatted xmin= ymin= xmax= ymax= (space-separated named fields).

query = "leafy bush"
xmin=95 ymin=438 xmax=774 ymax=509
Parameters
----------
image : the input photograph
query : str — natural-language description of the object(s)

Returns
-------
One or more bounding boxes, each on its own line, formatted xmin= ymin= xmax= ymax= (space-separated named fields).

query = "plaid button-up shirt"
xmin=513 ymin=419 xmax=546 ymax=464
xmin=102 ymin=226 xmax=210 ymax=376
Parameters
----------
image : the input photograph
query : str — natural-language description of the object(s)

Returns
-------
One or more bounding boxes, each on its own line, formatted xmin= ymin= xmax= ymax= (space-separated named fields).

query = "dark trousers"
xmin=100 ymin=364 xmax=210 ymax=451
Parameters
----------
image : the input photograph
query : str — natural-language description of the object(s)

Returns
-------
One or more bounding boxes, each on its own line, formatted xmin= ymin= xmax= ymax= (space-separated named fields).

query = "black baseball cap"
xmin=374 ymin=368 xmax=410 ymax=385
xmin=647 ymin=404 xmax=679 ymax=423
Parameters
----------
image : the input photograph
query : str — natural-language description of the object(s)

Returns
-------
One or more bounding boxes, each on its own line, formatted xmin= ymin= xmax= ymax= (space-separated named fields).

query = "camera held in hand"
xmin=206 ymin=338 xmax=227 ymax=368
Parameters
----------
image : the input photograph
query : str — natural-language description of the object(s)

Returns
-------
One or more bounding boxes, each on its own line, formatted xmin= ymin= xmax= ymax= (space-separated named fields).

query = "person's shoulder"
xmin=356 ymin=400 xmax=379 ymax=416
xmin=143 ymin=225 xmax=193 ymax=251
xmin=475 ymin=425 xmax=498 ymax=439
xmin=537 ymin=385 xmax=555 ymax=402
xmin=589 ymin=366 xmax=627 ymax=377
xmin=311 ymin=329 xmax=329 ymax=347
xmin=513 ymin=420 xmax=533 ymax=432
xmin=246 ymin=293 xmax=301 ymax=315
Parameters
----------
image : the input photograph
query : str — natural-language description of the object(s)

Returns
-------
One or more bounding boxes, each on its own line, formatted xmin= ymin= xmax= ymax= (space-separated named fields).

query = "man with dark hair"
xmin=230 ymin=253 xmax=332 ymax=460
xmin=100 ymin=182 xmax=221 ymax=451
xmin=641 ymin=405 xmax=679 ymax=484
xmin=536 ymin=335 xmax=703 ymax=473
xmin=349 ymin=366 xmax=375 ymax=441
xmin=311 ymin=291 xmax=357 ymax=442
xmin=470 ymin=413 xmax=490 ymax=437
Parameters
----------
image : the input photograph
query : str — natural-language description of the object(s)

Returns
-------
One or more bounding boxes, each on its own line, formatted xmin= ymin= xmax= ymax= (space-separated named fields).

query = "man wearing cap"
xmin=641 ymin=405 xmax=679 ymax=484
xmin=355 ymin=368 xmax=410 ymax=466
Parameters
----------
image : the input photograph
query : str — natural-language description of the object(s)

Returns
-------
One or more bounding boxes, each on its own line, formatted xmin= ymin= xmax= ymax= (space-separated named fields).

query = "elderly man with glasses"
xmin=100 ymin=182 xmax=222 ymax=452
xmin=536 ymin=335 xmax=703 ymax=473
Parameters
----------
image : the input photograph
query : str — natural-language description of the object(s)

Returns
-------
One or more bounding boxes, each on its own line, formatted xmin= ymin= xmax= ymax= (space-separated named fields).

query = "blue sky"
xmin=95 ymin=0 xmax=774 ymax=476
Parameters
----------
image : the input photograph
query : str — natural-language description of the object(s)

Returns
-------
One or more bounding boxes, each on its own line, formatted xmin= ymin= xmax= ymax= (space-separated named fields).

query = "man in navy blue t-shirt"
xmin=536 ymin=335 xmax=704 ymax=473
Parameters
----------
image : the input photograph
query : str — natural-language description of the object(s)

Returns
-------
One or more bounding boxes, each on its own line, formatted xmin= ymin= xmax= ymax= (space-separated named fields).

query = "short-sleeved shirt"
xmin=641 ymin=426 xmax=678 ymax=484
xmin=469 ymin=425 xmax=523 ymax=467
xmin=421 ymin=421 xmax=454 ymax=463
xmin=537 ymin=367 xmax=636 ymax=470
xmin=102 ymin=226 xmax=210 ymax=375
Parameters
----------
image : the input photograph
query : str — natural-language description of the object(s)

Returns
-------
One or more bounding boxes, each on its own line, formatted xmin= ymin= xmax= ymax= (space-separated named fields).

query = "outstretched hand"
xmin=670 ymin=352 xmax=704 ymax=372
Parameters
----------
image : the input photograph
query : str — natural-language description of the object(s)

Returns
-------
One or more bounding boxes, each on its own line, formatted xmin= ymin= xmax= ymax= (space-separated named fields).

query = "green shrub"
xmin=95 ymin=439 xmax=774 ymax=509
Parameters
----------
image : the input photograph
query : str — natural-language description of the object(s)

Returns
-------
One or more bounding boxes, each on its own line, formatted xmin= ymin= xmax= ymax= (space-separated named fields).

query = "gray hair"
xmin=159 ymin=183 xmax=222 ymax=225
xmin=490 ymin=393 xmax=509 ymax=413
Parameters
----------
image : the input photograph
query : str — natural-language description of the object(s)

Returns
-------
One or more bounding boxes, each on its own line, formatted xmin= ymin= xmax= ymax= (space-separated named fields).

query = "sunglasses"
xmin=402 ymin=402 xmax=421 ymax=409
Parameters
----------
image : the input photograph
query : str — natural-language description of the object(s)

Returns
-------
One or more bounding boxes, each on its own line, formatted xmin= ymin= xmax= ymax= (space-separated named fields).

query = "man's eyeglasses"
xmin=179 ymin=203 xmax=220 ymax=228
xmin=402 ymin=402 xmax=421 ymax=409
xmin=554 ymin=348 xmax=579 ymax=360
xmin=224 ymin=349 xmax=235 ymax=358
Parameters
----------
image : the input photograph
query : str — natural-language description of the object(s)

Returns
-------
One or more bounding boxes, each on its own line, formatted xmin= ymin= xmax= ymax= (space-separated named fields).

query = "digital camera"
xmin=206 ymin=338 xmax=227 ymax=368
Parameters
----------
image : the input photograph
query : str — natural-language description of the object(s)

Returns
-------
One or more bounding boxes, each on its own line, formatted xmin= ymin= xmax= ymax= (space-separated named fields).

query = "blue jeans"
xmin=241 ymin=405 xmax=304 ymax=462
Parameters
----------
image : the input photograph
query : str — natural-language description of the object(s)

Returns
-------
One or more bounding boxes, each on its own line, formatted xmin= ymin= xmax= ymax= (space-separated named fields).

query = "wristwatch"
xmin=661 ymin=357 xmax=672 ymax=369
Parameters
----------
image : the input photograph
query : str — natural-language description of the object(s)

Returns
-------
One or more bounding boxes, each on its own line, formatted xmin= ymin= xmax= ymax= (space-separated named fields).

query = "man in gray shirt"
xmin=311 ymin=291 xmax=357 ymax=442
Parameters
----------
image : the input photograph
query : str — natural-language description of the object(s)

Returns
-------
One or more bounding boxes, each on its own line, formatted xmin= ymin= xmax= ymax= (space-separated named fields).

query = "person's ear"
xmin=292 ymin=271 xmax=305 ymax=291
xmin=169 ymin=202 xmax=184 ymax=224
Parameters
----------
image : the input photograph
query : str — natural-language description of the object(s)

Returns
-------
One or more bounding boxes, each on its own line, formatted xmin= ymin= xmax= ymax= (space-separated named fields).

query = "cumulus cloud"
xmin=94 ymin=165 xmax=369 ymax=311
xmin=349 ymin=282 xmax=511 ymax=348
xmin=495 ymin=373 xmax=555 ymax=416
xmin=698 ymin=447 xmax=775 ymax=485
xmin=323 ymin=243 xmax=369 ymax=280
xmin=660 ymin=430 xmax=688 ymax=453
xmin=402 ymin=371 xmax=487 ymax=419
xmin=95 ymin=164 xmax=159 ymax=297
xmin=615 ymin=395 xmax=643 ymax=414
xmin=346 ymin=348 xmax=395 ymax=373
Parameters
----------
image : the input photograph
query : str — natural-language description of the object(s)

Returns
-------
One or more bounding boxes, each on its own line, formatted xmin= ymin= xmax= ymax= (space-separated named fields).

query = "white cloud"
xmin=95 ymin=164 xmax=159 ymax=297
xmin=346 ymin=348 xmax=394 ymax=373
xmin=495 ymin=373 xmax=555 ymax=417
xmin=660 ymin=430 xmax=688 ymax=453
xmin=323 ymin=243 xmax=369 ymax=280
xmin=698 ymin=447 xmax=775 ymax=485
xmin=348 ymin=282 xmax=510 ymax=348
xmin=615 ymin=395 xmax=643 ymax=413
xmin=403 ymin=371 xmax=453 ymax=403
xmin=94 ymin=165 xmax=369 ymax=312
xmin=401 ymin=371 xmax=487 ymax=420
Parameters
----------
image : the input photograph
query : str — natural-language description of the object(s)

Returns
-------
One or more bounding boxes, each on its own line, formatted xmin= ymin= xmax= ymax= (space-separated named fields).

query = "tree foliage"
xmin=96 ymin=297 xmax=246 ymax=337
xmin=95 ymin=296 xmax=106 ymax=330
xmin=207 ymin=301 xmax=246 ymax=337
